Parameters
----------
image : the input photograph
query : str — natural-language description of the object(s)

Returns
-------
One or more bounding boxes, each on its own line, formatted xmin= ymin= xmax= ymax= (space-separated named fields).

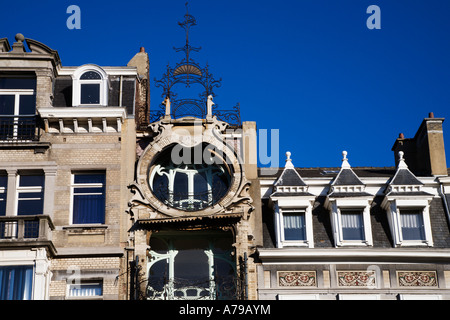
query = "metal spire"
xmin=174 ymin=1 xmax=201 ymax=63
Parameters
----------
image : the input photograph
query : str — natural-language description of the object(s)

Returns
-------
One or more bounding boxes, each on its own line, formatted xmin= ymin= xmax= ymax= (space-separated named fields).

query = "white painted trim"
xmin=257 ymin=248 xmax=450 ymax=261
xmin=38 ymin=107 xmax=126 ymax=119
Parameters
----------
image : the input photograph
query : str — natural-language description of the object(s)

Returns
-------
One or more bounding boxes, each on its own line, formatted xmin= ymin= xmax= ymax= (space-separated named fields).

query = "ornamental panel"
xmin=397 ymin=271 xmax=438 ymax=287
xmin=278 ymin=271 xmax=316 ymax=287
xmin=337 ymin=271 xmax=376 ymax=287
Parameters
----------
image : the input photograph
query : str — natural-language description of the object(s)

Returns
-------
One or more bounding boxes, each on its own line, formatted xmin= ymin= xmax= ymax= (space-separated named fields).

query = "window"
xmin=383 ymin=200 xmax=433 ymax=247
xmin=283 ymin=211 xmax=306 ymax=241
xmin=400 ymin=209 xmax=425 ymax=241
xmin=72 ymin=66 xmax=108 ymax=107
xmin=0 ymin=76 xmax=37 ymax=141
xmin=149 ymin=144 xmax=231 ymax=212
xmin=341 ymin=210 xmax=365 ymax=241
xmin=328 ymin=202 xmax=373 ymax=247
xmin=80 ymin=71 xmax=101 ymax=104
xmin=274 ymin=205 xmax=314 ymax=248
xmin=0 ymin=265 xmax=34 ymax=300
xmin=147 ymin=231 xmax=235 ymax=300
xmin=17 ymin=173 xmax=44 ymax=215
xmin=0 ymin=174 xmax=6 ymax=216
xmin=68 ymin=280 xmax=103 ymax=298
xmin=72 ymin=172 xmax=106 ymax=224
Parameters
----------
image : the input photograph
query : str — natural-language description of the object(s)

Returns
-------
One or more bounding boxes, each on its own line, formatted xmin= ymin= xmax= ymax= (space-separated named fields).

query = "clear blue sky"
xmin=2 ymin=0 xmax=449 ymax=168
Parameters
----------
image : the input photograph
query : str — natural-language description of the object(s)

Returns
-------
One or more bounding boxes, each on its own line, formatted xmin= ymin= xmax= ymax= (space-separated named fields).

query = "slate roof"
xmin=332 ymin=168 xmax=365 ymax=186
xmin=389 ymin=168 xmax=423 ymax=185
xmin=274 ymin=168 xmax=307 ymax=187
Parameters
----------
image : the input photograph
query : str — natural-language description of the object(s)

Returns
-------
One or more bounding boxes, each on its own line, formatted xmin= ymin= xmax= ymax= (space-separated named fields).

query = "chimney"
xmin=128 ymin=48 xmax=150 ymax=129
xmin=392 ymin=113 xmax=447 ymax=176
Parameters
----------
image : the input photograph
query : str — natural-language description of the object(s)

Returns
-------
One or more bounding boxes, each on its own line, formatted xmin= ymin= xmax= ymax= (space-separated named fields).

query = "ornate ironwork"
xmin=150 ymin=3 xmax=241 ymax=127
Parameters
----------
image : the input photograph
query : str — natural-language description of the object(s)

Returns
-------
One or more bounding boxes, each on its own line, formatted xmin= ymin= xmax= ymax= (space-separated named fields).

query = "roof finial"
xmin=341 ymin=150 xmax=351 ymax=168
xmin=398 ymin=151 xmax=408 ymax=169
xmin=285 ymin=151 xmax=294 ymax=168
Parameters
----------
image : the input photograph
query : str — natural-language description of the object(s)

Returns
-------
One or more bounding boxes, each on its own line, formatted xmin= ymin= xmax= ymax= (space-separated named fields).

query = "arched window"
xmin=72 ymin=65 xmax=108 ymax=106
xmin=149 ymin=143 xmax=231 ymax=212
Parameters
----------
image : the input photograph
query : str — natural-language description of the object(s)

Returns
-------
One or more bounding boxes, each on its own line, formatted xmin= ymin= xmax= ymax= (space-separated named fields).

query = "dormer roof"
xmin=385 ymin=151 xmax=432 ymax=196
xmin=271 ymin=152 xmax=312 ymax=197
xmin=328 ymin=151 xmax=371 ymax=198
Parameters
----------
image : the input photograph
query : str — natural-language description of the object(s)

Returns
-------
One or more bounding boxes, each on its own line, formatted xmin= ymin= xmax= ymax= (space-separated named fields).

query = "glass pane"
xmin=69 ymin=283 xmax=102 ymax=297
xmin=174 ymin=249 xmax=209 ymax=289
xmin=283 ymin=213 xmax=306 ymax=241
xmin=17 ymin=196 xmax=43 ymax=215
xmin=401 ymin=211 xmax=425 ymax=240
xmin=0 ymin=95 xmax=15 ymax=115
xmin=194 ymin=172 xmax=209 ymax=206
xmin=173 ymin=171 xmax=188 ymax=204
xmin=148 ymin=259 xmax=169 ymax=295
xmin=80 ymin=71 xmax=101 ymax=80
xmin=18 ymin=95 xmax=36 ymax=115
xmin=0 ymin=78 xmax=36 ymax=90
xmin=73 ymin=194 xmax=105 ymax=224
xmin=0 ymin=176 xmax=7 ymax=216
xmin=80 ymin=84 xmax=100 ymax=104
xmin=19 ymin=175 xmax=44 ymax=187
xmin=341 ymin=211 xmax=365 ymax=240
xmin=74 ymin=187 xmax=104 ymax=194
xmin=0 ymin=265 xmax=33 ymax=300
xmin=74 ymin=173 xmax=105 ymax=184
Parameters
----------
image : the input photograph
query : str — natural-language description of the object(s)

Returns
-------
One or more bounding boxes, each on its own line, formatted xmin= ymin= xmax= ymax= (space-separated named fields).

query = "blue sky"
xmin=1 ymin=0 xmax=449 ymax=168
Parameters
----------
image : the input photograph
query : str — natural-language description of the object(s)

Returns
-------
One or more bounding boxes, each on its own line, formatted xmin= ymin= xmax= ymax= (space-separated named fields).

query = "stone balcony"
xmin=0 ymin=215 xmax=56 ymax=256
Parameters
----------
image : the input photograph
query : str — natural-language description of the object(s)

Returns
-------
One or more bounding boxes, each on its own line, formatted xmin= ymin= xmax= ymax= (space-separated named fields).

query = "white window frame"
xmin=273 ymin=200 xmax=314 ymax=248
xmin=384 ymin=199 xmax=433 ymax=247
xmin=16 ymin=173 xmax=44 ymax=216
xmin=72 ymin=65 xmax=109 ymax=107
xmin=328 ymin=200 xmax=373 ymax=247
xmin=69 ymin=172 xmax=106 ymax=225
xmin=0 ymin=89 xmax=35 ymax=140
xmin=67 ymin=279 xmax=103 ymax=299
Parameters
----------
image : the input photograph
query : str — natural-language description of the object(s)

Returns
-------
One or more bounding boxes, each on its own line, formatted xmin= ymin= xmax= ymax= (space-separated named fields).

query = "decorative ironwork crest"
xmin=151 ymin=3 xmax=241 ymax=127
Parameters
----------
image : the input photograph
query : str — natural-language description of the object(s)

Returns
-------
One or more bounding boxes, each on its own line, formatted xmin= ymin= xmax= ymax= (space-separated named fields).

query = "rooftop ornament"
xmin=151 ymin=3 xmax=241 ymax=127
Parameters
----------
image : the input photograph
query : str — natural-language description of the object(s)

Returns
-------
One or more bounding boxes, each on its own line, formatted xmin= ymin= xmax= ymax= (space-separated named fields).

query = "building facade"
xmin=0 ymin=9 xmax=449 ymax=301
xmin=258 ymin=114 xmax=450 ymax=300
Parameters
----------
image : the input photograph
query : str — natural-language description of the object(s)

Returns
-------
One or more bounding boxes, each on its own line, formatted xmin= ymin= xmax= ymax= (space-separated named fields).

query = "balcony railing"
xmin=0 ymin=215 xmax=54 ymax=241
xmin=0 ymin=115 xmax=40 ymax=142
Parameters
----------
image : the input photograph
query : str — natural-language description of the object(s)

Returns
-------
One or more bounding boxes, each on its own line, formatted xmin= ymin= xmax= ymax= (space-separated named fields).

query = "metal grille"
xmin=0 ymin=115 xmax=39 ymax=141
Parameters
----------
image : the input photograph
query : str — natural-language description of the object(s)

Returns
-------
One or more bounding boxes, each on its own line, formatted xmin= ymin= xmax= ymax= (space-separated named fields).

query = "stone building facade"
xmin=0 ymin=33 xmax=140 ymax=300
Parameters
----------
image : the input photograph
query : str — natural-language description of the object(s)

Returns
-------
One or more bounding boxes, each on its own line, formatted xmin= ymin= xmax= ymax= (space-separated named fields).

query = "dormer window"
xmin=72 ymin=65 xmax=108 ymax=107
xmin=382 ymin=152 xmax=434 ymax=247
xmin=270 ymin=152 xmax=315 ymax=248
xmin=325 ymin=151 xmax=374 ymax=247
xmin=80 ymin=71 xmax=101 ymax=104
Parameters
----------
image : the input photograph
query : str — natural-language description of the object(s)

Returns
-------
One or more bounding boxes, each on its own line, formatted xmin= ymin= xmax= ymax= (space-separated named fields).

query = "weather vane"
xmin=174 ymin=1 xmax=201 ymax=63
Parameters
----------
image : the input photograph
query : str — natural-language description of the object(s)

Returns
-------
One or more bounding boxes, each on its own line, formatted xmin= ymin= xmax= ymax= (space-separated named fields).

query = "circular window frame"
xmin=136 ymin=126 xmax=245 ymax=217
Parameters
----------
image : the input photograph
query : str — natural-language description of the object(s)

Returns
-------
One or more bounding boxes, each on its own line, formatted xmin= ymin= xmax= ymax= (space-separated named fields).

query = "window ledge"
xmin=63 ymin=224 xmax=108 ymax=230
xmin=0 ymin=141 xmax=50 ymax=153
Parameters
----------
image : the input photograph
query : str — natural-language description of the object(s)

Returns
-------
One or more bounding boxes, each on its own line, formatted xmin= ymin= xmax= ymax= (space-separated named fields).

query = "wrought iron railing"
xmin=0 ymin=115 xmax=40 ymax=142
xmin=148 ymin=103 xmax=241 ymax=128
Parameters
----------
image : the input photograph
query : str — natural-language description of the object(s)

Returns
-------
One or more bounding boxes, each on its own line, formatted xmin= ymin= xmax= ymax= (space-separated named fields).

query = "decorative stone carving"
xmin=278 ymin=271 xmax=317 ymax=287
xmin=128 ymin=115 xmax=253 ymax=221
xmin=397 ymin=271 xmax=437 ymax=287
